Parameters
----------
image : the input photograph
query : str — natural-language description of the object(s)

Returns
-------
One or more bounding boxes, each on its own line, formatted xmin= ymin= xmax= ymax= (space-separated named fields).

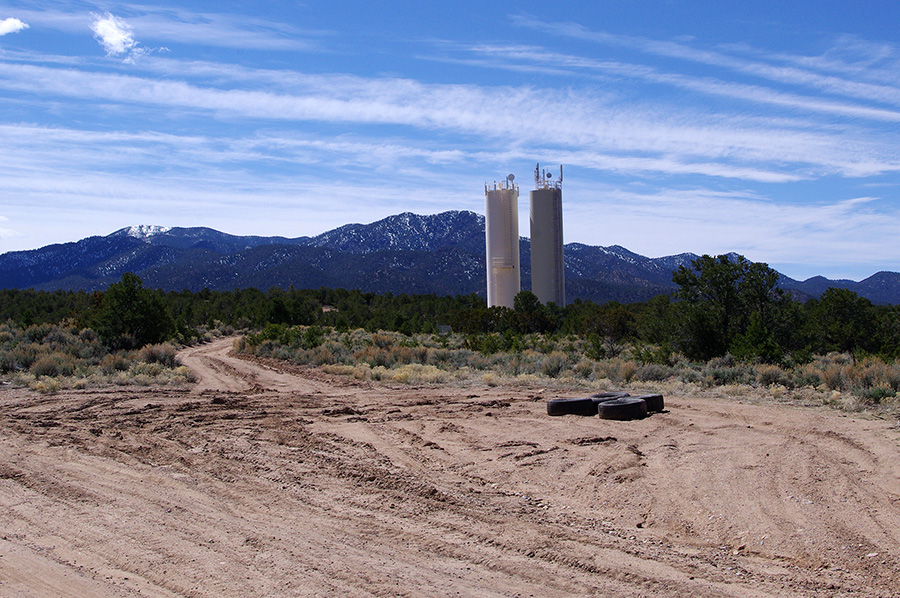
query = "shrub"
xmin=854 ymin=386 xmax=895 ymax=404
xmin=574 ymin=359 xmax=599 ymax=379
xmin=31 ymin=355 xmax=60 ymax=377
xmin=702 ymin=361 xmax=752 ymax=386
xmin=302 ymin=325 xmax=324 ymax=349
xmin=24 ymin=323 xmax=53 ymax=343
xmin=679 ymin=369 xmax=701 ymax=384
xmin=634 ymin=343 xmax=674 ymax=366
xmin=44 ymin=326 xmax=77 ymax=350
xmin=884 ymin=363 xmax=900 ymax=391
xmin=598 ymin=359 xmax=637 ymax=383
xmin=468 ymin=334 xmax=501 ymax=355
xmin=708 ymin=354 xmax=736 ymax=368
xmin=370 ymin=365 xmax=390 ymax=380
xmin=30 ymin=352 xmax=75 ymax=378
xmin=9 ymin=343 xmax=38 ymax=370
xmin=100 ymin=353 xmax=130 ymax=374
xmin=372 ymin=332 xmax=394 ymax=349
xmin=390 ymin=364 xmax=450 ymax=384
xmin=822 ymin=364 xmax=845 ymax=390
xmin=466 ymin=353 xmax=492 ymax=371
xmin=756 ymin=364 xmax=790 ymax=387
xmin=33 ymin=378 xmax=61 ymax=393
xmin=354 ymin=346 xmax=394 ymax=368
xmin=541 ymin=352 xmax=568 ymax=378
xmin=794 ymin=364 xmax=823 ymax=388
xmin=388 ymin=345 xmax=416 ymax=365
xmin=635 ymin=363 xmax=673 ymax=382
xmin=499 ymin=354 xmax=524 ymax=377
xmin=0 ymin=350 xmax=17 ymax=374
xmin=131 ymin=362 xmax=163 ymax=377
xmin=138 ymin=343 xmax=178 ymax=368
xmin=426 ymin=347 xmax=452 ymax=366
xmin=254 ymin=339 xmax=283 ymax=358
xmin=299 ymin=341 xmax=348 ymax=366
xmin=172 ymin=366 xmax=198 ymax=383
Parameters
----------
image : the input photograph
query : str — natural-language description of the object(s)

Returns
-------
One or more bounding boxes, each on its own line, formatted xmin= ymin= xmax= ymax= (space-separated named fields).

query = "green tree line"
xmin=2 ymin=255 xmax=899 ymax=362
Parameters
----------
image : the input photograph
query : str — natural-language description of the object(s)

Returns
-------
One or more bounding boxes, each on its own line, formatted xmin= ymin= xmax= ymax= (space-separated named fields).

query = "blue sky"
xmin=1 ymin=1 xmax=900 ymax=281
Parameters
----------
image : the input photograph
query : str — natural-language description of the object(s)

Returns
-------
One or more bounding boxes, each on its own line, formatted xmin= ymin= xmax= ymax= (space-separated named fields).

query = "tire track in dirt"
xmin=0 ymin=342 xmax=898 ymax=596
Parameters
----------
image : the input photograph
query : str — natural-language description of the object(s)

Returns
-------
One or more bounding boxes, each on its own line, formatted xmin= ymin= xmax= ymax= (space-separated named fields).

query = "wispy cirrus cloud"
xmin=119 ymin=6 xmax=323 ymax=51
xmin=0 ymin=121 xmax=797 ymax=190
xmin=2 ymin=4 xmax=899 ymax=280
xmin=11 ymin=5 xmax=321 ymax=52
xmin=0 ymin=123 xmax=469 ymax=178
xmin=0 ymin=60 xmax=895 ymax=182
xmin=565 ymin=186 xmax=900 ymax=278
xmin=511 ymin=14 xmax=900 ymax=109
xmin=0 ymin=214 xmax=21 ymax=241
xmin=455 ymin=44 xmax=900 ymax=123
xmin=0 ymin=147 xmax=465 ymax=246
xmin=4 ymin=121 xmax=897 ymax=278
xmin=0 ymin=17 xmax=28 ymax=35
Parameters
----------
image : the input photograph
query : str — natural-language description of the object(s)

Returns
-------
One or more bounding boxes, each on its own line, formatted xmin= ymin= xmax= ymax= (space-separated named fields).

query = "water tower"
xmin=484 ymin=175 xmax=520 ymax=308
xmin=529 ymin=164 xmax=564 ymax=306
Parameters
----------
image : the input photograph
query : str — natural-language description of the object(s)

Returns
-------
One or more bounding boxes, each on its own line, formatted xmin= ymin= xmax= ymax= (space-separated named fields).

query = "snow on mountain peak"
xmin=125 ymin=225 xmax=171 ymax=239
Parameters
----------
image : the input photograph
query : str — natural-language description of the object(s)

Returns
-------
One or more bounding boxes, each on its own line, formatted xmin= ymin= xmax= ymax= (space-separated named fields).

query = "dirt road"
xmin=1 ymin=337 xmax=899 ymax=597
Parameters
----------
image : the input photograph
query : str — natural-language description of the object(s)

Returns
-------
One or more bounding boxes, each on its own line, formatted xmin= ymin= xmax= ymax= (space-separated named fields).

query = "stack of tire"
xmin=546 ymin=391 xmax=664 ymax=420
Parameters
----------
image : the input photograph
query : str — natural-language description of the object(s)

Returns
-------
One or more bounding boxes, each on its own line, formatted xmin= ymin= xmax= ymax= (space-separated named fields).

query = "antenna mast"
xmin=534 ymin=163 xmax=562 ymax=190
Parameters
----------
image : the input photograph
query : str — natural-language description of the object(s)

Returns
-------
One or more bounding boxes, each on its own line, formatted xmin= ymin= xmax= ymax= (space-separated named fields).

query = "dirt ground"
xmin=1 ymin=338 xmax=899 ymax=597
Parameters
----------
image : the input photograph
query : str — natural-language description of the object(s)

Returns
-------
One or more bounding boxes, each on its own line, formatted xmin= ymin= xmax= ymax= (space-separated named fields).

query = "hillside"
xmin=1 ymin=210 xmax=898 ymax=304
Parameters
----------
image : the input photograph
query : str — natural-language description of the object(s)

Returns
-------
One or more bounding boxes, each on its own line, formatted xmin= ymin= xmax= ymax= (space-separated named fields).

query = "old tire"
xmin=635 ymin=393 xmax=664 ymax=412
xmin=590 ymin=391 xmax=630 ymax=400
xmin=591 ymin=391 xmax=630 ymax=407
xmin=597 ymin=397 xmax=648 ymax=421
xmin=547 ymin=397 xmax=596 ymax=416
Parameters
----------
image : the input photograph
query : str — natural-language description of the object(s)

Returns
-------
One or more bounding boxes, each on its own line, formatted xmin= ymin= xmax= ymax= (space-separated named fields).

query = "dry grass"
xmin=10 ymin=318 xmax=897 ymax=417
xmin=236 ymin=326 xmax=900 ymax=417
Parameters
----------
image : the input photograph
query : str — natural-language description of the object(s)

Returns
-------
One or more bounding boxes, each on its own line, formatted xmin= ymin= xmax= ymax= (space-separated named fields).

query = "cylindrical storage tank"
xmin=529 ymin=186 xmax=565 ymax=306
xmin=485 ymin=182 xmax=520 ymax=308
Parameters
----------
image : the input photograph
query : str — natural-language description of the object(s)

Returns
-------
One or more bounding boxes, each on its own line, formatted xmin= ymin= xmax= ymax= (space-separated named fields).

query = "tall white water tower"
xmin=529 ymin=164 xmax=564 ymax=306
xmin=485 ymin=175 xmax=520 ymax=309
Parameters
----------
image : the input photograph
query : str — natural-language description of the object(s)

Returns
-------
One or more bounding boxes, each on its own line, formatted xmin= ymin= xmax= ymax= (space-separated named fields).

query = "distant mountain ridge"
xmin=2 ymin=210 xmax=899 ymax=305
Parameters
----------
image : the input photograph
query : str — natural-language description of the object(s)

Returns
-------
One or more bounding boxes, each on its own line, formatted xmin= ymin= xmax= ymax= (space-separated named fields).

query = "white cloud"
xmin=2 ymin=12 xmax=899 ymax=279
xmin=89 ymin=12 xmax=161 ymax=62
xmin=457 ymin=45 xmax=900 ymax=123
xmin=0 ymin=213 xmax=21 ymax=241
xmin=512 ymin=16 xmax=900 ymax=110
xmin=1 ymin=60 xmax=896 ymax=182
xmin=0 ymin=17 xmax=28 ymax=35
xmin=91 ymin=13 xmax=137 ymax=56
xmin=12 ymin=6 xmax=315 ymax=52
xmin=121 ymin=10 xmax=318 ymax=51
xmin=564 ymin=186 xmax=900 ymax=280
xmin=0 ymin=120 xmax=896 ymax=279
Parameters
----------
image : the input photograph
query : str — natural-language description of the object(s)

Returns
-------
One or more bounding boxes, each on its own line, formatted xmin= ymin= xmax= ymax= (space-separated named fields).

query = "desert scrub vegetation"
xmin=5 ymin=263 xmax=900 ymax=417
xmin=236 ymin=323 xmax=900 ymax=416
xmin=0 ymin=320 xmax=195 ymax=392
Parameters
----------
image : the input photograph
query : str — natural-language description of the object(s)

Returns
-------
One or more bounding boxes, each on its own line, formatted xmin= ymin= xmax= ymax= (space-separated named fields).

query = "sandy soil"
xmin=1 ymin=337 xmax=899 ymax=597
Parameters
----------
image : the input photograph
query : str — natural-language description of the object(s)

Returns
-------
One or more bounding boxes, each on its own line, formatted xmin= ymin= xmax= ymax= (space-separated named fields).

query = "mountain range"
xmin=2 ymin=210 xmax=899 ymax=305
